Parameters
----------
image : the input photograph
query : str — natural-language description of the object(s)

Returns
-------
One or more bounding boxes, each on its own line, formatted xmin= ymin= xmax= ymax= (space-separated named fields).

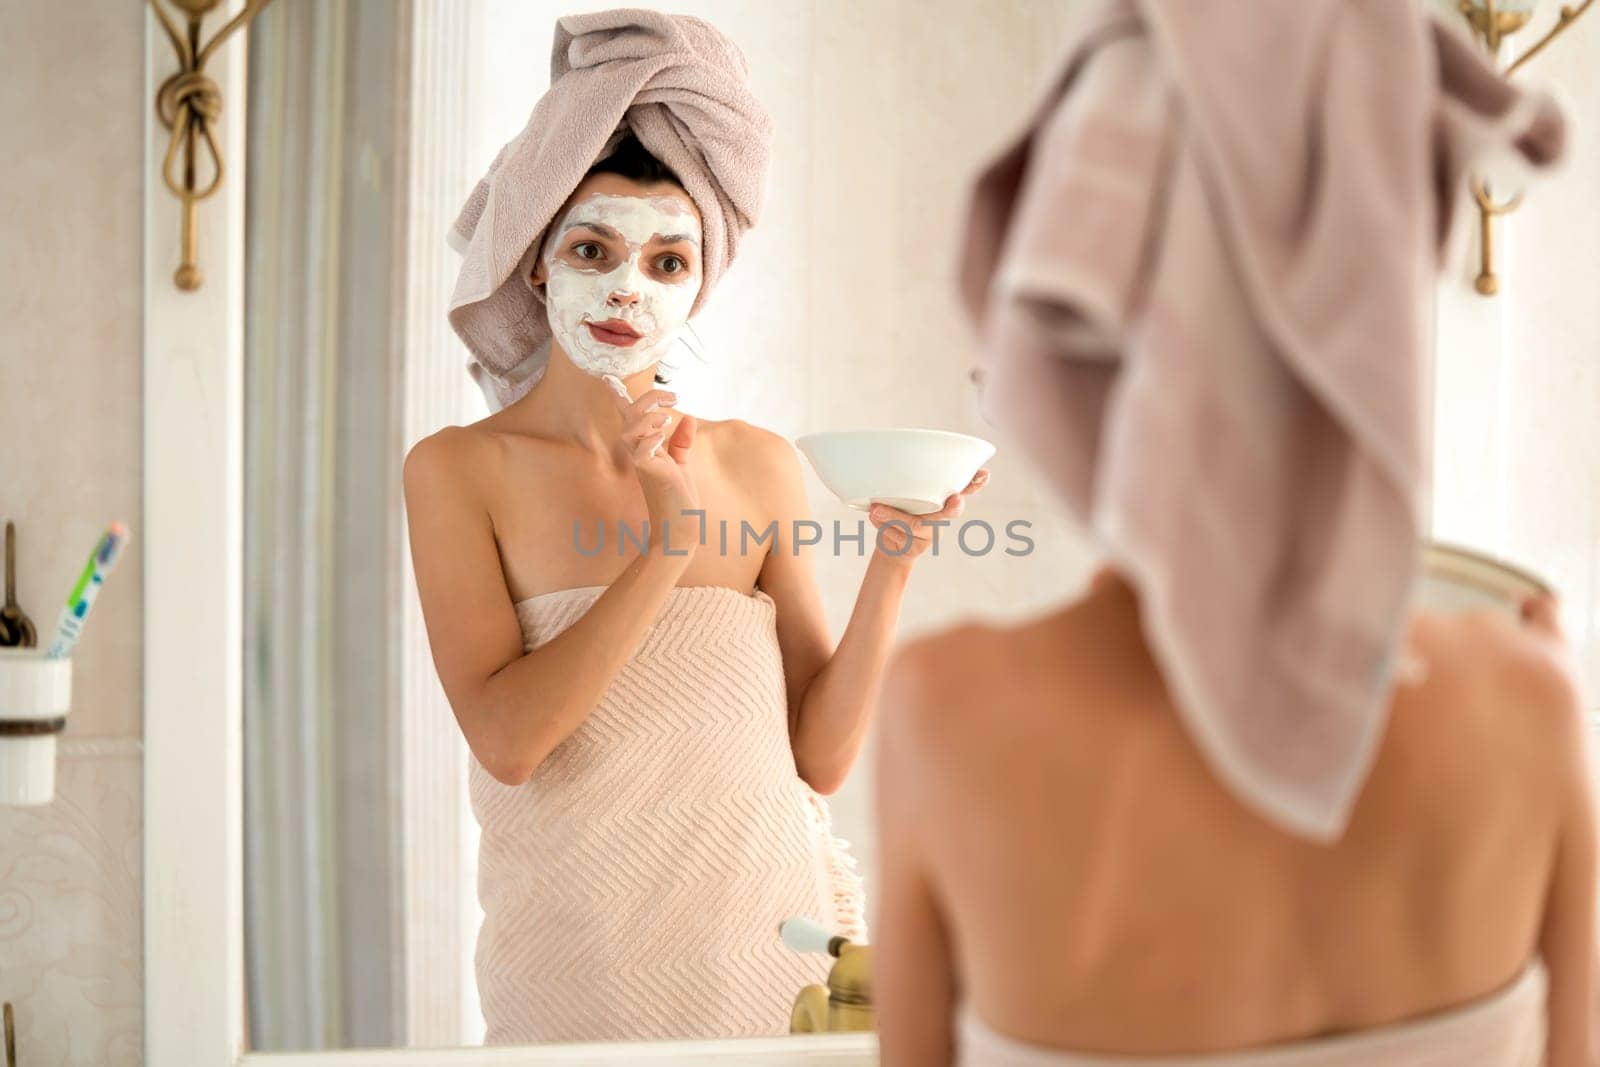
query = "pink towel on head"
xmin=447 ymin=9 xmax=774 ymax=410
xmin=958 ymin=0 xmax=1564 ymax=840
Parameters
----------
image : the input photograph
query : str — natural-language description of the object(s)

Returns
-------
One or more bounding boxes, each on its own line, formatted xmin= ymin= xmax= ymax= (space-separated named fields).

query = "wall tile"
xmin=0 ymin=2 xmax=146 ymax=1062
xmin=0 ymin=746 xmax=143 ymax=1067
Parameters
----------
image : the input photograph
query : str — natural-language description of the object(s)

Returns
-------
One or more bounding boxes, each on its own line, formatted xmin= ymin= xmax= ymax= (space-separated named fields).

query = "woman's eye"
xmin=658 ymin=255 xmax=686 ymax=274
xmin=573 ymin=242 xmax=602 ymax=260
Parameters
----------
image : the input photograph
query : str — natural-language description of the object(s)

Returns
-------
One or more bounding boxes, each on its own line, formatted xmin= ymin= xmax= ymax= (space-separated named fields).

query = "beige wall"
xmin=1431 ymin=21 xmax=1600 ymax=710
xmin=0 ymin=3 xmax=146 ymax=1064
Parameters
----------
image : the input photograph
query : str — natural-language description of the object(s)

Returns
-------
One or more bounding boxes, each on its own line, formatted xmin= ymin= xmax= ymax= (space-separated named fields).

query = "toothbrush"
xmin=45 ymin=522 xmax=129 ymax=659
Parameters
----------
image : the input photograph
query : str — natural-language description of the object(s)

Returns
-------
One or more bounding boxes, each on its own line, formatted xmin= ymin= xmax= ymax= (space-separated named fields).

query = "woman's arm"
xmin=748 ymin=426 xmax=986 ymax=793
xmin=402 ymin=419 xmax=692 ymax=786
xmin=1516 ymin=595 xmax=1598 ymax=1067
xmin=1540 ymin=774 xmax=1596 ymax=1067
xmin=874 ymin=643 xmax=959 ymax=1066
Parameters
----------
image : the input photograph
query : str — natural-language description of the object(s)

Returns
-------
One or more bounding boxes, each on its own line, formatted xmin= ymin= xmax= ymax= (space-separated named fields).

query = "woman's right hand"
xmin=1508 ymin=588 xmax=1585 ymax=689
xmin=608 ymin=378 xmax=701 ymax=557
xmin=1520 ymin=589 xmax=1566 ymax=640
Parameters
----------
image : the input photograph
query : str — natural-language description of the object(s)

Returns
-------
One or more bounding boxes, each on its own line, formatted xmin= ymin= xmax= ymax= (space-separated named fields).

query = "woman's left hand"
xmin=867 ymin=468 xmax=991 ymax=566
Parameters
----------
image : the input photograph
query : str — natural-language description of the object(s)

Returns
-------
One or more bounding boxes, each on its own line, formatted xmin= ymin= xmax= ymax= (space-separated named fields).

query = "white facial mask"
xmin=540 ymin=193 xmax=702 ymax=378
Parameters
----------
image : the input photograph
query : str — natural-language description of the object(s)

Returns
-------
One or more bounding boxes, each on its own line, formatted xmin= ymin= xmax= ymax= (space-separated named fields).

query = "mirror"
xmin=238 ymin=0 xmax=1088 ymax=1053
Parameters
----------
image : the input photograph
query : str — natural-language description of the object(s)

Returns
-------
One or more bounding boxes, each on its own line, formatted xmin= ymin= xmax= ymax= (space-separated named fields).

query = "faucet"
xmin=780 ymin=917 xmax=874 ymax=1033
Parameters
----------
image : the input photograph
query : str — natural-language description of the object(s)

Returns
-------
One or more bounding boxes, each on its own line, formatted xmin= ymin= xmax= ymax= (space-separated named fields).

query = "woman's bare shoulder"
xmin=403 ymin=406 xmax=571 ymax=489
xmin=1408 ymin=609 xmax=1584 ymax=722
xmin=1395 ymin=607 xmax=1589 ymax=792
xmin=876 ymin=620 xmax=1007 ymax=787
xmin=402 ymin=422 xmax=508 ymax=499
xmin=879 ymin=609 xmax=1075 ymax=751
xmin=697 ymin=417 xmax=789 ymax=466
xmin=694 ymin=418 xmax=805 ymax=505
xmin=887 ymin=618 xmax=1012 ymax=697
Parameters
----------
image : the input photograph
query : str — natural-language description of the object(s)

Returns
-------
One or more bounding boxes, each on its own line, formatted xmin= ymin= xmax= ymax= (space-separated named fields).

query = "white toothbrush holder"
xmin=0 ymin=649 xmax=72 ymax=806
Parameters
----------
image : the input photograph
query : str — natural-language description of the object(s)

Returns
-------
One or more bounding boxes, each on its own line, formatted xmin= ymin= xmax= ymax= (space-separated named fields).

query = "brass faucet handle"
xmin=779 ymin=916 xmax=838 ymax=955
xmin=827 ymin=941 xmax=875 ymax=1013
xmin=780 ymin=917 xmax=876 ymax=1033
xmin=5 ymin=1000 xmax=16 ymax=1067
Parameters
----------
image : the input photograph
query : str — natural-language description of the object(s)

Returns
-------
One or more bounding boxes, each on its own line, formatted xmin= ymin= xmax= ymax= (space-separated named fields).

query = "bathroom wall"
xmin=0 ymin=2 xmax=146 ymax=1065
xmin=1430 ymin=23 xmax=1600 ymax=715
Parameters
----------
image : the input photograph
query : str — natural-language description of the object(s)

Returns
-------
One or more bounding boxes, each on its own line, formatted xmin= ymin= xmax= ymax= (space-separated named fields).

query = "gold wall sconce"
xmin=148 ymin=0 xmax=275 ymax=291
xmin=1457 ymin=0 xmax=1594 ymax=295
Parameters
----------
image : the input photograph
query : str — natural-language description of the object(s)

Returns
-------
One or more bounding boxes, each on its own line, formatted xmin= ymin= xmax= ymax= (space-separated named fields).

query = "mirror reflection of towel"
xmin=957 ymin=0 xmax=1566 ymax=841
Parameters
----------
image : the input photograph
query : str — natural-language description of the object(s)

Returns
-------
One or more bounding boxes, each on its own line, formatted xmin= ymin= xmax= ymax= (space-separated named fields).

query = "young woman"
xmin=405 ymin=134 xmax=989 ymax=1044
xmin=876 ymin=568 xmax=1591 ymax=1065
xmin=872 ymin=2 xmax=1592 ymax=1065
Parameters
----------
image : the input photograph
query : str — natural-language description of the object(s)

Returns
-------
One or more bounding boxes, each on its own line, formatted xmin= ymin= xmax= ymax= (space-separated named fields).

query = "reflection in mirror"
xmin=239 ymin=0 xmax=1085 ymax=1053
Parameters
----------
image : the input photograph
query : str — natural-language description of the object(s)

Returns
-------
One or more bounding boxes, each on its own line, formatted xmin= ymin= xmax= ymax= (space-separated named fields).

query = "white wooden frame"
xmin=141 ymin=3 xmax=875 ymax=1063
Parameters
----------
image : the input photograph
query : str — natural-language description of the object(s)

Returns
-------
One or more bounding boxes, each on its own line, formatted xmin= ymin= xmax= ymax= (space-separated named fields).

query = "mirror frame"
xmin=140 ymin=4 xmax=875 ymax=1063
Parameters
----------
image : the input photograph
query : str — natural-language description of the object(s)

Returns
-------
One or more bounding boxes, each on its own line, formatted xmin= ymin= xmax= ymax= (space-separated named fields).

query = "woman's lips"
xmin=585 ymin=320 xmax=642 ymax=347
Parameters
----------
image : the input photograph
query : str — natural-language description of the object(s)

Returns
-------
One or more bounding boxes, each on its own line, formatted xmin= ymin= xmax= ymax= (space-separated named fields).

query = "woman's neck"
xmin=514 ymin=346 xmax=660 ymax=457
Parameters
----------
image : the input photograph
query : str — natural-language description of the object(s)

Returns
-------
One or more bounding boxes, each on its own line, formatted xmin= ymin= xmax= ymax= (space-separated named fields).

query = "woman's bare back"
xmin=875 ymin=570 xmax=1592 ymax=1058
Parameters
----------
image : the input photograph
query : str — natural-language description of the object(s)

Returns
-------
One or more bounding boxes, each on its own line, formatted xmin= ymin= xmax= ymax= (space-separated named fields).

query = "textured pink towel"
xmin=472 ymin=584 xmax=866 ymax=1043
xmin=447 ymin=9 xmax=773 ymax=410
xmin=958 ymin=0 xmax=1564 ymax=840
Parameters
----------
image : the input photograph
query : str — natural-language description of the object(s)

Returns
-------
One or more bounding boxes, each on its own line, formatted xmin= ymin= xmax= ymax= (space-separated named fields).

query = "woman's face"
xmin=531 ymin=173 xmax=703 ymax=379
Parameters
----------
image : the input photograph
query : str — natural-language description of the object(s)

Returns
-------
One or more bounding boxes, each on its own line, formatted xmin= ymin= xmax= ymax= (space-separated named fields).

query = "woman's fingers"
xmin=868 ymin=495 xmax=961 ymax=544
xmin=664 ymin=413 xmax=697 ymax=465
xmin=868 ymin=504 xmax=916 ymax=529
xmin=621 ymin=410 xmax=672 ymax=445
xmin=869 ymin=472 xmax=985 ymax=530
xmin=1519 ymin=590 xmax=1564 ymax=640
xmin=632 ymin=431 xmax=666 ymax=465
xmin=612 ymin=383 xmax=689 ymax=468
xmin=880 ymin=492 xmax=963 ymax=528
xmin=1089 ymin=561 xmax=1120 ymax=591
xmin=936 ymin=491 xmax=968 ymax=520
xmin=604 ymin=379 xmax=677 ymax=417
xmin=627 ymin=388 xmax=678 ymax=418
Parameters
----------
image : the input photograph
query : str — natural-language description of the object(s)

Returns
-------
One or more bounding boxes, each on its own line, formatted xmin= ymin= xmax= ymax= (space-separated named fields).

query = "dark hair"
xmin=583 ymin=133 xmax=686 ymax=385
xmin=587 ymin=132 xmax=683 ymax=188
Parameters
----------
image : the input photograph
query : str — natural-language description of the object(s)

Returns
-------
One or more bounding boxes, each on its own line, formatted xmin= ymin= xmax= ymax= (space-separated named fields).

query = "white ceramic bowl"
xmin=796 ymin=429 xmax=996 ymax=516
xmin=1415 ymin=541 xmax=1550 ymax=615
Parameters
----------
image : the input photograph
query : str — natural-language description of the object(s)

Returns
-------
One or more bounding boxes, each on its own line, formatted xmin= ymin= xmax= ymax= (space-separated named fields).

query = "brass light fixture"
xmin=1457 ymin=0 xmax=1594 ymax=295
xmin=148 ymin=0 xmax=275 ymax=291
